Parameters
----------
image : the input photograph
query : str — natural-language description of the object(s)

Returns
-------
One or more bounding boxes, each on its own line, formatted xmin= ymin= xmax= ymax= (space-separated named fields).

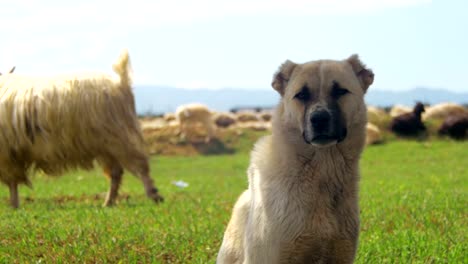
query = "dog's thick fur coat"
xmin=217 ymin=55 xmax=374 ymax=263
xmin=0 ymin=50 xmax=163 ymax=208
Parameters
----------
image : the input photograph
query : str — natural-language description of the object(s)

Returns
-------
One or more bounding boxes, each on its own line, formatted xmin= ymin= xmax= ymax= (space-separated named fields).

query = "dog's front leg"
xmin=244 ymin=237 xmax=281 ymax=264
xmin=329 ymin=238 xmax=358 ymax=264
xmin=243 ymin=213 xmax=282 ymax=264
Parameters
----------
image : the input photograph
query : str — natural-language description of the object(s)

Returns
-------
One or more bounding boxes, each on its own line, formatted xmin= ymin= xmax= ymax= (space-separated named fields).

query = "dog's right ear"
xmin=272 ymin=60 xmax=297 ymax=96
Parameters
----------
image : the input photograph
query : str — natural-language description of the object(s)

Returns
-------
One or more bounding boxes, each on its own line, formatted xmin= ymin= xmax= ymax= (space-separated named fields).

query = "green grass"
xmin=0 ymin=139 xmax=466 ymax=263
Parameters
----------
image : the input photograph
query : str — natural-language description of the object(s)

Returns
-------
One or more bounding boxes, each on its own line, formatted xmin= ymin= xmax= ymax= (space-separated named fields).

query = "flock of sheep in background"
xmin=140 ymin=103 xmax=274 ymax=143
xmin=389 ymin=102 xmax=468 ymax=138
xmin=140 ymin=101 xmax=468 ymax=146
xmin=0 ymin=50 xmax=467 ymax=208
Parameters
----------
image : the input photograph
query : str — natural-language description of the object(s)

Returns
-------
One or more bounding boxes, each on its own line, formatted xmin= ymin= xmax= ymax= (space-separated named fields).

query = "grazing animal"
xmin=367 ymin=105 xmax=389 ymax=125
xmin=163 ymin=112 xmax=176 ymax=122
xmin=423 ymin=102 xmax=468 ymax=121
xmin=235 ymin=111 xmax=259 ymax=123
xmin=214 ymin=112 xmax=237 ymax=128
xmin=176 ymin=103 xmax=216 ymax=142
xmin=389 ymin=104 xmax=412 ymax=117
xmin=0 ymin=51 xmax=163 ymax=208
xmin=438 ymin=114 xmax=468 ymax=139
xmin=366 ymin=123 xmax=383 ymax=145
xmin=217 ymin=54 xmax=374 ymax=263
xmin=259 ymin=110 xmax=273 ymax=122
xmin=390 ymin=102 xmax=426 ymax=136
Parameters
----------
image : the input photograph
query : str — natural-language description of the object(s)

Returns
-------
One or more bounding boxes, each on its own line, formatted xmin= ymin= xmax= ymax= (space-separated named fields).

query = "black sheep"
xmin=438 ymin=114 xmax=468 ymax=139
xmin=391 ymin=102 xmax=426 ymax=136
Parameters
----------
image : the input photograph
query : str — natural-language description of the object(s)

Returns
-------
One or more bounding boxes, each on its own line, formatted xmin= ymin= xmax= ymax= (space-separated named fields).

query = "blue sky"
xmin=1 ymin=0 xmax=467 ymax=92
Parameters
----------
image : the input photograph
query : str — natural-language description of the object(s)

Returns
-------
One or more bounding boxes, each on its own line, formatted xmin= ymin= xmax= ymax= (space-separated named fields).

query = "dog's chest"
xmin=257 ymin=182 xmax=339 ymax=263
xmin=261 ymin=172 xmax=342 ymax=232
xmin=260 ymin=162 xmax=348 ymax=234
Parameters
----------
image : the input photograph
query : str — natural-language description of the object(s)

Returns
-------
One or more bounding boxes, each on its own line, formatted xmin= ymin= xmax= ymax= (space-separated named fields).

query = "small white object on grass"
xmin=172 ymin=180 xmax=189 ymax=188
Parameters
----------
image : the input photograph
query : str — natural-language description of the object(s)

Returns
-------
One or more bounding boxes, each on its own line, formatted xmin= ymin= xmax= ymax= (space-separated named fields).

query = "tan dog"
xmin=217 ymin=55 xmax=374 ymax=263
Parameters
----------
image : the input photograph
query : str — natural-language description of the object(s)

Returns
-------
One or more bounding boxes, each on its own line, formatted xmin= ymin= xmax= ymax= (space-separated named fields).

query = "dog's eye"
xmin=294 ymin=87 xmax=310 ymax=102
xmin=333 ymin=88 xmax=349 ymax=98
xmin=331 ymin=82 xmax=349 ymax=99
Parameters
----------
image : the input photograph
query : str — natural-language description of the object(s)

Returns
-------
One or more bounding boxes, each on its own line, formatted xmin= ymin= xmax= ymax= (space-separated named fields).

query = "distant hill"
xmin=134 ymin=86 xmax=468 ymax=115
xmin=365 ymin=87 xmax=468 ymax=108
xmin=134 ymin=86 xmax=279 ymax=115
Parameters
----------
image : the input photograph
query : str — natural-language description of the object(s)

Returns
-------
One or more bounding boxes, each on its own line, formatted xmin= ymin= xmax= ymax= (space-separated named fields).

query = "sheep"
xmin=390 ymin=102 xmax=426 ymax=136
xmin=438 ymin=114 xmax=468 ymax=139
xmin=236 ymin=121 xmax=271 ymax=131
xmin=389 ymin=104 xmax=412 ymax=117
xmin=213 ymin=112 xmax=237 ymax=128
xmin=259 ymin=110 xmax=273 ymax=122
xmin=0 ymin=50 xmax=163 ymax=208
xmin=423 ymin=103 xmax=468 ymax=121
xmin=235 ymin=111 xmax=259 ymax=122
xmin=367 ymin=105 xmax=389 ymax=125
xmin=163 ymin=112 xmax=176 ymax=122
xmin=0 ymin=66 xmax=15 ymax=76
xmin=366 ymin=122 xmax=383 ymax=145
xmin=140 ymin=117 xmax=167 ymax=131
xmin=175 ymin=103 xmax=215 ymax=142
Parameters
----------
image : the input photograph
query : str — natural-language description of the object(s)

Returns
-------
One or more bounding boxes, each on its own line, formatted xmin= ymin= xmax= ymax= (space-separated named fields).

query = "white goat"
xmin=0 ymin=51 xmax=163 ymax=208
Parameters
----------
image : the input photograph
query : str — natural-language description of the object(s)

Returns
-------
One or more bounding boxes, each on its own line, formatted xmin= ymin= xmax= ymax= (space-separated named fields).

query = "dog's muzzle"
xmin=303 ymin=110 xmax=347 ymax=146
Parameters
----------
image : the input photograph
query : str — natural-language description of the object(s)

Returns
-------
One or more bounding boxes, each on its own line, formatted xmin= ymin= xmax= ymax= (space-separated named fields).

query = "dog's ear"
xmin=272 ymin=60 xmax=297 ymax=96
xmin=346 ymin=54 xmax=374 ymax=93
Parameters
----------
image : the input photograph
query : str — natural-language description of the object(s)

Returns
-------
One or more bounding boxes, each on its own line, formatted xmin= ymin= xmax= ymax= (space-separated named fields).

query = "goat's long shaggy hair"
xmin=0 ymin=51 xmax=145 ymax=186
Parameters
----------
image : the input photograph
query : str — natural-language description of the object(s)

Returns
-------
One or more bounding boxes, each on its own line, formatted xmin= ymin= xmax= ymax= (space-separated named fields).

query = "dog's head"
xmin=272 ymin=55 xmax=374 ymax=147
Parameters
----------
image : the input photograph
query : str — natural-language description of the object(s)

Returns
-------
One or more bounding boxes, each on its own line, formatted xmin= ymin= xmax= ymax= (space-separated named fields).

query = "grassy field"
xmin=0 ymin=138 xmax=466 ymax=263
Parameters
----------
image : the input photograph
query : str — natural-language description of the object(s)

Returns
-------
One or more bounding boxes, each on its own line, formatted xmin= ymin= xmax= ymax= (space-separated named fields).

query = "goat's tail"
xmin=113 ymin=49 xmax=132 ymax=88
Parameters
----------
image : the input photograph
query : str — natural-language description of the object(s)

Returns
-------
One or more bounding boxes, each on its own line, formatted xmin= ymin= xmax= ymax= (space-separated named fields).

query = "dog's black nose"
xmin=311 ymin=110 xmax=330 ymax=131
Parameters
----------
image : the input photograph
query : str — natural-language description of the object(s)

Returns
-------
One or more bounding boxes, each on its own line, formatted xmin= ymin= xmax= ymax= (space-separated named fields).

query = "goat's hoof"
xmin=102 ymin=200 xmax=116 ymax=207
xmin=151 ymin=193 xmax=164 ymax=203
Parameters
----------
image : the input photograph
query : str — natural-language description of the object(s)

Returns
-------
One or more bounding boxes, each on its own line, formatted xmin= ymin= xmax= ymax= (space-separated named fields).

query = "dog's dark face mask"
xmin=298 ymin=82 xmax=348 ymax=147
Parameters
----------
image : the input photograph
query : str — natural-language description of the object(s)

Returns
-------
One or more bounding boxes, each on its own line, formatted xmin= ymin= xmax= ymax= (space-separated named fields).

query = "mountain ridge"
xmin=134 ymin=85 xmax=468 ymax=114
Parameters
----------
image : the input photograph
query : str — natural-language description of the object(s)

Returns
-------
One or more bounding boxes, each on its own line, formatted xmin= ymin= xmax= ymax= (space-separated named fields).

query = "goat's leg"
xmin=139 ymin=159 xmax=164 ymax=203
xmin=102 ymin=163 xmax=124 ymax=207
xmin=9 ymin=182 xmax=19 ymax=208
xmin=126 ymin=153 xmax=163 ymax=203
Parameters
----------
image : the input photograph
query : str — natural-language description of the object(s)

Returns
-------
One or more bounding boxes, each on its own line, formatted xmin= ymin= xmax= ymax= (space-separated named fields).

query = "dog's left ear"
xmin=272 ymin=60 xmax=297 ymax=96
xmin=346 ymin=54 xmax=374 ymax=93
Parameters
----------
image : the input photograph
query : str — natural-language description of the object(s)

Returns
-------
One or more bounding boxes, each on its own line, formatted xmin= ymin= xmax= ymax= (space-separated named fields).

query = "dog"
xmin=217 ymin=55 xmax=374 ymax=264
